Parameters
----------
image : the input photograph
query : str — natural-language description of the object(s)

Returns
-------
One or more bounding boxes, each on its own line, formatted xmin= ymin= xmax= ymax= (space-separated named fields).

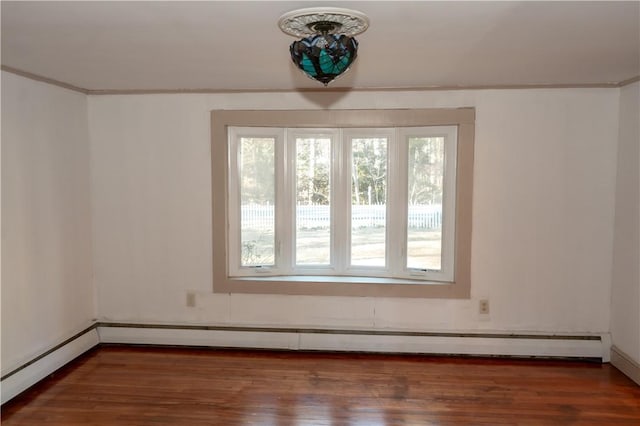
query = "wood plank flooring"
xmin=2 ymin=345 xmax=640 ymax=425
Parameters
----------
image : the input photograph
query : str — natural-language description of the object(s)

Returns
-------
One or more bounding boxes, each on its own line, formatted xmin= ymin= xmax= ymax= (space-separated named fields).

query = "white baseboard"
xmin=98 ymin=326 xmax=299 ymax=349
xmin=98 ymin=324 xmax=605 ymax=360
xmin=299 ymin=333 xmax=603 ymax=358
xmin=1 ymin=327 xmax=99 ymax=404
xmin=0 ymin=323 xmax=607 ymax=405
xmin=611 ymin=345 xmax=640 ymax=385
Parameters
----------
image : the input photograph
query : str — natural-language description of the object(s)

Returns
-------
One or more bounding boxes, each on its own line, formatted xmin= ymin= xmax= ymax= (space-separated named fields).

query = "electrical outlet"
xmin=479 ymin=299 xmax=490 ymax=315
xmin=186 ymin=292 xmax=196 ymax=308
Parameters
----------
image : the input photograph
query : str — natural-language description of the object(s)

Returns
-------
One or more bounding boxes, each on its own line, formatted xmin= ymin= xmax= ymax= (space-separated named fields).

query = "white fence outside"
xmin=241 ymin=204 xmax=442 ymax=230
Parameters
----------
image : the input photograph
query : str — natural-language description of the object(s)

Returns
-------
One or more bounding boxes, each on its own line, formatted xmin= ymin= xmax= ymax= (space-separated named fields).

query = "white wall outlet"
xmin=186 ymin=292 xmax=196 ymax=308
xmin=479 ymin=299 xmax=490 ymax=315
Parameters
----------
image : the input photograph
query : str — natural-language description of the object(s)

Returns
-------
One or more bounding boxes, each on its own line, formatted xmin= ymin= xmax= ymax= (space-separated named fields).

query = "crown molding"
xmin=86 ymin=83 xmax=623 ymax=95
xmin=2 ymin=65 xmax=637 ymax=95
xmin=1 ymin=65 xmax=89 ymax=94
xmin=618 ymin=75 xmax=640 ymax=87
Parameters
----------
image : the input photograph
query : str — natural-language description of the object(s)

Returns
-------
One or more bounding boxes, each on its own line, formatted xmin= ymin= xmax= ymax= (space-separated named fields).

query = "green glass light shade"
xmin=289 ymin=34 xmax=358 ymax=86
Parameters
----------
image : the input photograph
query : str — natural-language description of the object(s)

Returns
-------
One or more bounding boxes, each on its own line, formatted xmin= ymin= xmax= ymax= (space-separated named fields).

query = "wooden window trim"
xmin=211 ymin=108 xmax=474 ymax=298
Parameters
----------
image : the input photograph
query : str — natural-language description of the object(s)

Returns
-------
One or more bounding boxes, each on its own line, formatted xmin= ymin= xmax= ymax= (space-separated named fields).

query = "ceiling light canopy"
xmin=278 ymin=7 xmax=369 ymax=86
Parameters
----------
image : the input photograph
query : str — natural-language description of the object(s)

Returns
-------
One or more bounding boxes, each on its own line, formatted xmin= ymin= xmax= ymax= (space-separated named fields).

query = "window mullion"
xmin=227 ymin=129 xmax=242 ymax=276
xmin=440 ymin=126 xmax=458 ymax=280
xmin=386 ymin=129 xmax=406 ymax=278
xmin=332 ymin=130 xmax=349 ymax=274
xmin=278 ymin=128 xmax=294 ymax=274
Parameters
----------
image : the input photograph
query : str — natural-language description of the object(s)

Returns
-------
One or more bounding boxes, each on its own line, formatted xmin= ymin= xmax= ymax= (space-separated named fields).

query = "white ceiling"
xmin=2 ymin=1 xmax=639 ymax=92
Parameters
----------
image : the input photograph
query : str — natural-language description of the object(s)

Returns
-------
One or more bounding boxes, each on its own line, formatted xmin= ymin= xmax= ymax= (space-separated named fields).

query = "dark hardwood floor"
xmin=2 ymin=345 xmax=639 ymax=425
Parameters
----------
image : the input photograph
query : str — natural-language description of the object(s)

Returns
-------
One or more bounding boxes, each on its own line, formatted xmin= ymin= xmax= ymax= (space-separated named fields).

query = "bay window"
xmin=212 ymin=109 xmax=474 ymax=298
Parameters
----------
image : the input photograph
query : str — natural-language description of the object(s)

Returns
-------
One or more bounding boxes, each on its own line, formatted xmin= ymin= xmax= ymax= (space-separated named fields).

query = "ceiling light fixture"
xmin=278 ymin=7 xmax=370 ymax=86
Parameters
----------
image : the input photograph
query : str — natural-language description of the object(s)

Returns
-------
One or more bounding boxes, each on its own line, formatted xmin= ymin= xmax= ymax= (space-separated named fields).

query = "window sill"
xmin=231 ymin=275 xmax=445 ymax=285
xmin=215 ymin=275 xmax=470 ymax=298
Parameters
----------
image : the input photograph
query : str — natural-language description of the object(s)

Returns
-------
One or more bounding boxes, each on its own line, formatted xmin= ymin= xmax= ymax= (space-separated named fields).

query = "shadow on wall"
xmin=296 ymin=90 xmax=353 ymax=108
xmin=287 ymin=56 xmax=358 ymax=108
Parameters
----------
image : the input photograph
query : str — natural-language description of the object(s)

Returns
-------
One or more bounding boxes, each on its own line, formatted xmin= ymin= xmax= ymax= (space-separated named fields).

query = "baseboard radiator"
xmin=1 ymin=325 xmax=100 ymax=404
xmin=1 ymin=322 xmax=609 ymax=404
xmin=610 ymin=345 xmax=640 ymax=386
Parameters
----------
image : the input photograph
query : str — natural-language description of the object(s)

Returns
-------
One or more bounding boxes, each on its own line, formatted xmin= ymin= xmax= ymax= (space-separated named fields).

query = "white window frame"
xmin=227 ymin=126 xmax=285 ymax=277
xmin=228 ymin=126 xmax=457 ymax=282
xmin=342 ymin=128 xmax=396 ymax=278
xmin=211 ymin=109 xmax=474 ymax=298
xmin=397 ymin=126 xmax=458 ymax=282
xmin=287 ymin=128 xmax=339 ymax=274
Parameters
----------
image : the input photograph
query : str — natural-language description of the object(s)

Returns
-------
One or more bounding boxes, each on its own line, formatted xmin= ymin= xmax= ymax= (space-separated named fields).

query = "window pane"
xmin=295 ymin=137 xmax=331 ymax=265
xmin=240 ymin=137 xmax=275 ymax=266
xmin=407 ymin=137 xmax=444 ymax=270
xmin=351 ymin=138 xmax=387 ymax=267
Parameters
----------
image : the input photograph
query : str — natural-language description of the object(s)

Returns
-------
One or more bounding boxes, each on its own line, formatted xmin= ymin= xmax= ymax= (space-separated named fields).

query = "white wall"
xmin=1 ymin=72 xmax=95 ymax=373
xmin=88 ymin=88 xmax=619 ymax=335
xmin=611 ymin=81 xmax=640 ymax=361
